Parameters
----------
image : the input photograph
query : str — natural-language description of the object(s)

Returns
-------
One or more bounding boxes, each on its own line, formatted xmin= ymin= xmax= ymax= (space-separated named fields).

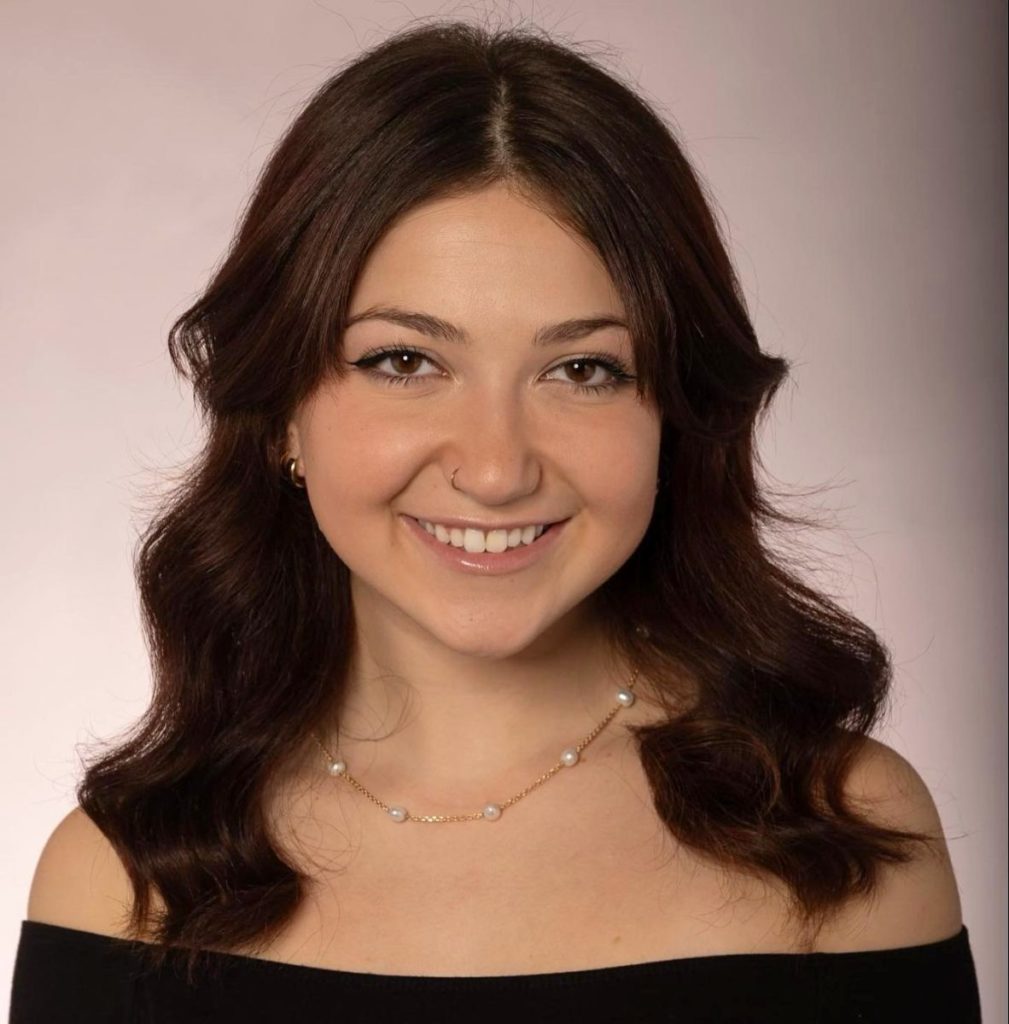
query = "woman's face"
xmin=287 ymin=182 xmax=662 ymax=659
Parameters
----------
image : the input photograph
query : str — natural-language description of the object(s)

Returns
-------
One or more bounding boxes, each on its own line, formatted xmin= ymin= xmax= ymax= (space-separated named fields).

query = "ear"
xmin=285 ymin=419 xmax=302 ymax=458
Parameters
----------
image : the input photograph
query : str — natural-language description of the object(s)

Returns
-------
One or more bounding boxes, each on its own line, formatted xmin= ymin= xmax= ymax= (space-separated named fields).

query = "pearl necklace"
xmin=312 ymin=666 xmax=640 ymax=824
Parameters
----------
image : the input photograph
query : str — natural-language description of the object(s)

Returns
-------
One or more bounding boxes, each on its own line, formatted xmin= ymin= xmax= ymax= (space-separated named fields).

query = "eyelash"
xmin=348 ymin=347 xmax=636 ymax=396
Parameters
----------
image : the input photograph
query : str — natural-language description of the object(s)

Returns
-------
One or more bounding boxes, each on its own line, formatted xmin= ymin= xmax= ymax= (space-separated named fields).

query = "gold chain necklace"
xmin=312 ymin=666 xmax=640 ymax=824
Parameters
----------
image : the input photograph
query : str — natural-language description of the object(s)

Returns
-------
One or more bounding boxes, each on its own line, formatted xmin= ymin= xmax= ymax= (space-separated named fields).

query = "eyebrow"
xmin=342 ymin=305 xmax=629 ymax=347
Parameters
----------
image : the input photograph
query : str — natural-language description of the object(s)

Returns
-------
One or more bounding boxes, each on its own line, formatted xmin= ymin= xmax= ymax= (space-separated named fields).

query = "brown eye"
xmin=561 ymin=358 xmax=599 ymax=385
xmin=544 ymin=355 xmax=634 ymax=395
xmin=348 ymin=348 xmax=441 ymax=385
xmin=387 ymin=351 xmax=424 ymax=375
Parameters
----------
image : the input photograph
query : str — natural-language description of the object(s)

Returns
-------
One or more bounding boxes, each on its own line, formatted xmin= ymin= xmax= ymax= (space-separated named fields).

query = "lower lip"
xmin=401 ymin=515 xmax=569 ymax=576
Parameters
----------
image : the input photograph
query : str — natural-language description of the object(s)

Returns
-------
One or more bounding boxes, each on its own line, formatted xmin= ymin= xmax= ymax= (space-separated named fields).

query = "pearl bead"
xmin=388 ymin=806 xmax=408 ymax=822
xmin=560 ymin=747 xmax=579 ymax=766
xmin=482 ymin=803 xmax=502 ymax=820
xmin=327 ymin=759 xmax=346 ymax=775
xmin=616 ymin=688 xmax=635 ymax=707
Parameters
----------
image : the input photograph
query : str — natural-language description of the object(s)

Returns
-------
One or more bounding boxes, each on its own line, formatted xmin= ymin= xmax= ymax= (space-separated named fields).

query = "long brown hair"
xmin=77 ymin=16 xmax=931 ymax=982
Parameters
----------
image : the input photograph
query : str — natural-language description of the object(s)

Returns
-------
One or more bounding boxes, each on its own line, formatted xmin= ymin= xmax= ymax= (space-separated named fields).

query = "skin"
xmin=285 ymin=181 xmax=663 ymax=816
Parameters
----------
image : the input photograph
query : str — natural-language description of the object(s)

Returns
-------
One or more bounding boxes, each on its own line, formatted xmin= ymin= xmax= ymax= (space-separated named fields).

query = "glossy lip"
xmin=400 ymin=514 xmax=569 ymax=576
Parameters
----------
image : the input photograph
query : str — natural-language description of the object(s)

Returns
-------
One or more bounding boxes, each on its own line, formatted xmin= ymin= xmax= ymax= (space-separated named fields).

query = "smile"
xmin=400 ymin=514 xmax=569 ymax=576
xmin=416 ymin=519 xmax=548 ymax=553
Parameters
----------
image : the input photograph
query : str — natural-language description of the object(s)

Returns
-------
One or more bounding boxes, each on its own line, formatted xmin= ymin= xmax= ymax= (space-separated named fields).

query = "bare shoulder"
xmin=26 ymin=806 xmax=145 ymax=940
xmin=813 ymin=736 xmax=965 ymax=952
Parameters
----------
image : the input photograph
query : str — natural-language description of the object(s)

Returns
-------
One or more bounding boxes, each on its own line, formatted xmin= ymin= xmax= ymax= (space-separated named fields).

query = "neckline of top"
xmin=20 ymin=919 xmax=970 ymax=988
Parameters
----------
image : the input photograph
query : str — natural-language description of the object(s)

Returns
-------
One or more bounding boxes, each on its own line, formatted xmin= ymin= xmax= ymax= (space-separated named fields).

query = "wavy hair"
xmin=76 ymin=16 xmax=932 ymax=983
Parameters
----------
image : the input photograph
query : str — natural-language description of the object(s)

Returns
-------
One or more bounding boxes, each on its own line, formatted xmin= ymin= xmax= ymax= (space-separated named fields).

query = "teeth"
xmin=419 ymin=520 xmax=547 ymax=553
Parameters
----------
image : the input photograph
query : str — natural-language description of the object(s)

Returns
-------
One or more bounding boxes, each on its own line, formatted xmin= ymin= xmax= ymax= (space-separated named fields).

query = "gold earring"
xmin=283 ymin=455 xmax=306 ymax=489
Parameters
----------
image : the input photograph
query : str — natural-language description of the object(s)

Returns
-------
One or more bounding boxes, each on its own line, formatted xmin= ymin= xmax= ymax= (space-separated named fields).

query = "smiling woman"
xmin=11 ymin=14 xmax=981 ymax=1024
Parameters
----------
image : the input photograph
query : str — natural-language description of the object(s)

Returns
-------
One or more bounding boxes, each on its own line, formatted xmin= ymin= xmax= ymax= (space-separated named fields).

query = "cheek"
xmin=300 ymin=391 xmax=405 ymax=496
xmin=297 ymin=399 xmax=397 ymax=545
xmin=302 ymin=454 xmax=403 ymax=579
xmin=304 ymin=443 xmax=396 ymax=542
xmin=570 ymin=413 xmax=660 ymax=507
xmin=593 ymin=467 xmax=657 ymax=545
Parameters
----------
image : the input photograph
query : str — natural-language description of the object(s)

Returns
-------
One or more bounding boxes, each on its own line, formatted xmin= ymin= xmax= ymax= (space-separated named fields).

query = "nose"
xmin=440 ymin=388 xmax=543 ymax=504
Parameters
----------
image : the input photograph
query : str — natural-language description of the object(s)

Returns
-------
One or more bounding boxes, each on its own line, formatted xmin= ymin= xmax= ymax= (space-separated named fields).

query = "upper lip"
xmin=405 ymin=514 xmax=567 ymax=532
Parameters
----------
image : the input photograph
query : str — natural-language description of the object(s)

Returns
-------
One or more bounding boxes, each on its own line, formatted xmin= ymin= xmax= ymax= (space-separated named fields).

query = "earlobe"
xmin=281 ymin=423 xmax=306 ymax=488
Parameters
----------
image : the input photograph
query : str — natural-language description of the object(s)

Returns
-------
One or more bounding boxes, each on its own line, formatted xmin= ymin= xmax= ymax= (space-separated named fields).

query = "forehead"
xmin=347 ymin=185 xmax=625 ymax=322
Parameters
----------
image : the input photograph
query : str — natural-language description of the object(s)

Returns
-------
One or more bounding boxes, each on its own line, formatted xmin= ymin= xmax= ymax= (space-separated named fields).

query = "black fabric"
xmin=9 ymin=918 xmax=982 ymax=1023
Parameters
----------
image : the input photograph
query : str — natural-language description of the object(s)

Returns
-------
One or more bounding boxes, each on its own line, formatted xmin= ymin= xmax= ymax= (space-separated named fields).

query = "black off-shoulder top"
xmin=8 ymin=918 xmax=982 ymax=1023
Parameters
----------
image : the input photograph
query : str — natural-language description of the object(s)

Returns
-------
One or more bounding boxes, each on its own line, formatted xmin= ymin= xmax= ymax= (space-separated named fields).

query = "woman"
xmin=11 ymin=18 xmax=981 ymax=1023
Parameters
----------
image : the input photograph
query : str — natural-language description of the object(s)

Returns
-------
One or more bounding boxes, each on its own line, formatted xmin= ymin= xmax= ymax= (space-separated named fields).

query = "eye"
xmin=543 ymin=355 xmax=634 ymax=394
xmin=350 ymin=348 xmax=438 ymax=385
xmin=348 ymin=347 xmax=636 ymax=395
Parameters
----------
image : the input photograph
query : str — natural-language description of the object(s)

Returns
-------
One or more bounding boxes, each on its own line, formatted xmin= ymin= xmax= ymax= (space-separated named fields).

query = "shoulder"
xmin=25 ymin=806 xmax=144 ymax=940
xmin=813 ymin=737 xmax=965 ymax=951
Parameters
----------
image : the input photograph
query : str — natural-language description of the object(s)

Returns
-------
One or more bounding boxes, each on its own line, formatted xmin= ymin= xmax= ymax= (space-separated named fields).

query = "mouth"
xmin=400 ymin=514 xmax=570 ymax=575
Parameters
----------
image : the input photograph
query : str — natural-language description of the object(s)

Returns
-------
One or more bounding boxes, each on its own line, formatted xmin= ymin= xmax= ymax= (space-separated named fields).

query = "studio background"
xmin=1 ymin=1 xmax=1004 ymax=1018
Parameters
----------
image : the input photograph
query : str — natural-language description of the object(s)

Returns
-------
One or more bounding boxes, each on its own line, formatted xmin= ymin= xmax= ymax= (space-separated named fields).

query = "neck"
xmin=317 ymin=613 xmax=645 ymax=814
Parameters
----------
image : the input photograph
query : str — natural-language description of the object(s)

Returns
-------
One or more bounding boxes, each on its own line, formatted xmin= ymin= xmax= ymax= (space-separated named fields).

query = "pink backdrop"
xmin=2 ymin=1 xmax=1004 ymax=1017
